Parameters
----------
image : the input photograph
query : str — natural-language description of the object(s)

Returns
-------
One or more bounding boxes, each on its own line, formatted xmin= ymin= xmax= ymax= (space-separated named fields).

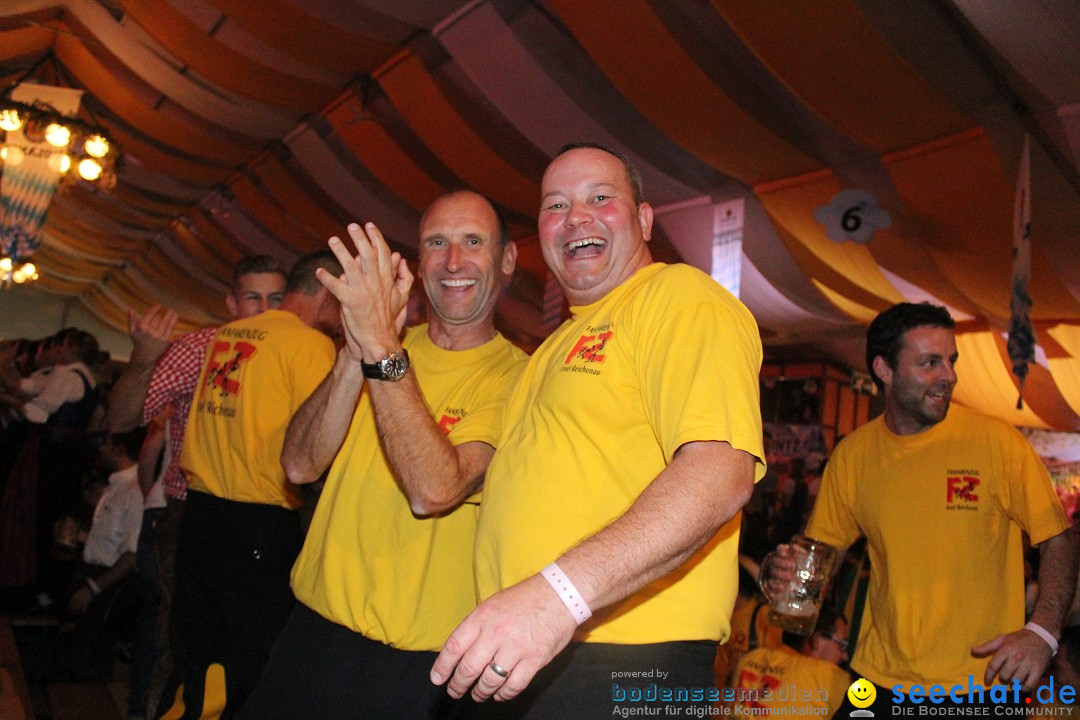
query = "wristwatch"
xmin=361 ymin=349 xmax=410 ymax=381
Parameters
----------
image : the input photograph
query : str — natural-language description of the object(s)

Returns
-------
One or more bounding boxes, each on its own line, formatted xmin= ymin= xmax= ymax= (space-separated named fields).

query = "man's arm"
xmin=106 ymin=306 xmax=178 ymax=433
xmin=280 ymin=349 xmax=366 ymax=484
xmin=309 ymin=223 xmax=487 ymax=511
xmin=367 ymin=373 xmax=494 ymax=515
xmin=137 ymin=418 xmax=166 ymax=497
xmin=973 ymin=527 xmax=1080 ymax=691
xmin=431 ymin=440 xmax=757 ymax=702
xmin=68 ymin=551 xmax=137 ymax=615
xmin=283 ymin=223 xmax=410 ymax=484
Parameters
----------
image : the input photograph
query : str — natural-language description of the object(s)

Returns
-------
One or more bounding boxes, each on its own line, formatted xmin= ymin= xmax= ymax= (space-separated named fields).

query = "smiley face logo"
xmin=847 ymin=678 xmax=876 ymax=708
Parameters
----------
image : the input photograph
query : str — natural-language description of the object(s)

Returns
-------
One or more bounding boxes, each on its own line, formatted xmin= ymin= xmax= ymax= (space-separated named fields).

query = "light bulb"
xmin=78 ymin=158 xmax=102 ymax=180
xmin=21 ymin=262 xmax=36 ymax=277
xmin=12 ymin=268 xmax=26 ymax=283
xmin=84 ymin=134 xmax=109 ymax=158
xmin=44 ymin=122 xmax=71 ymax=147
xmin=0 ymin=146 xmax=24 ymax=166
xmin=0 ymin=257 xmax=12 ymax=272
xmin=47 ymin=153 xmax=71 ymax=173
xmin=0 ymin=109 xmax=22 ymax=132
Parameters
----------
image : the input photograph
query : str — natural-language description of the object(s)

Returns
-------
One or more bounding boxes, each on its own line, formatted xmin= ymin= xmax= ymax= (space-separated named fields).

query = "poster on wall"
xmin=763 ymin=422 xmax=827 ymax=470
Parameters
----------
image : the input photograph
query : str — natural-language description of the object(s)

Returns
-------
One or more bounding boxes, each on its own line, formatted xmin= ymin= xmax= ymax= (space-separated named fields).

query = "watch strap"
xmin=360 ymin=349 xmax=409 ymax=380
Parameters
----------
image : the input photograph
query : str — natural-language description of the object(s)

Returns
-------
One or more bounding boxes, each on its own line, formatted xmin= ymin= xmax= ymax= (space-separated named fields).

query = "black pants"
xmin=151 ymin=495 xmax=185 ymax=718
xmin=129 ymin=507 xmax=162 ymax=715
xmin=465 ymin=639 xmax=718 ymax=719
xmin=168 ymin=491 xmax=301 ymax=720
xmin=238 ymin=602 xmax=464 ymax=720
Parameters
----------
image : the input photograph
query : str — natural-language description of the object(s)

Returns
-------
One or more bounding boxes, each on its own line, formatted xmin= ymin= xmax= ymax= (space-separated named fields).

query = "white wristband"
xmin=86 ymin=577 xmax=101 ymax=596
xmin=541 ymin=563 xmax=592 ymax=625
xmin=1024 ymin=622 xmax=1059 ymax=655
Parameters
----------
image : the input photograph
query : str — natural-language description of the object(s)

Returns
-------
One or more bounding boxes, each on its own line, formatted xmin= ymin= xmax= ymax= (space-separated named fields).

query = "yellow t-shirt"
xmin=731 ymin=646 xmax=850 ymax=717
xmin=475 ymin=263 xmax=766 ymax=645
xmin=181 ymin=309 xmax=335 ymax=509
xmin=291 ymin=326 xmax=527 ymax=652
xmin=806 ymin=404 xmax=1068 ymax=690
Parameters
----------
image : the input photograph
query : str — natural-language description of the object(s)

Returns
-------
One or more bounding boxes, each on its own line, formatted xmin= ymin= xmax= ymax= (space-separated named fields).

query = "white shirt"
xmin=19 ymin=362 xmax=95 ymax=424
xmin=83 ymin=465 xmax=143 ymax=567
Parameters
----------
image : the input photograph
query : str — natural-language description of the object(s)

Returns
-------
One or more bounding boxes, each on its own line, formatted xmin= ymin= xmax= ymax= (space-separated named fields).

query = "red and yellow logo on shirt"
xmin=564 ymin=327 xmax=613 ymax=365
xmin=946 ymin=473 xmax=980 ymax=510
xmin=438 ymin=413 xmax=463 ymax=434
xmin=203 ymin=340 xmax=258 ymax=398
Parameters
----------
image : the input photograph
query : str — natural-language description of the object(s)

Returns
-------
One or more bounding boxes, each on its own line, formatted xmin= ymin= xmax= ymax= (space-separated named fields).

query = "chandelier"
xmin=0 ymin=55 xmax=124 ymax=289
xmin=0 ymin=94 xmax=119 ymax=188
xmin=0 ymin=256 xmax=38 ymax=288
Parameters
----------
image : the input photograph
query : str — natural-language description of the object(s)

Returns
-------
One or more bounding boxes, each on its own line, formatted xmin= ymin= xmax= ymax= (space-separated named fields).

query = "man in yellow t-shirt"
xmin=431 ymin=144 xmax=766 ymax=718
xmin=238 ymin=191 xmax=526 ymax=720
xmin=171 ymin=251 xmax=342 ymax=719
xmin=731 ymin=607 xmax=851 ymax=717
xmin=769 ymin=303 xmax=1076 ymax=712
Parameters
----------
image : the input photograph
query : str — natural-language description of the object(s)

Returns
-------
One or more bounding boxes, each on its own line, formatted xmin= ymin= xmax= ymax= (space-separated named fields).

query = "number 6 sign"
xmin=813 ymin=189 xmax=892 ymax=244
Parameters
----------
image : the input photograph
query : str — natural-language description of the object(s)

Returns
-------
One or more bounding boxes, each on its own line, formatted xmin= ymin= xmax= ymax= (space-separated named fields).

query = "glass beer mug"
xmin=758 ymin=535 xmax=836 ymax=635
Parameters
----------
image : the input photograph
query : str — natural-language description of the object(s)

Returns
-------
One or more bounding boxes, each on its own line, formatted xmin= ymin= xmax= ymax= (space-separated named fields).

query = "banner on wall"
xmin=711 ymin=198 xmax=744 ymax=297
xmin=1 ymin=82 xmax=84 ymax=261
xmin=763 ymin=422 xmax=827 ymax=469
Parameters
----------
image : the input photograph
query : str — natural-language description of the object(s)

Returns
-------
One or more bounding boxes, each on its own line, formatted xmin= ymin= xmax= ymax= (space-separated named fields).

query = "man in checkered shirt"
xmin=107 ymin=255 xmax=286 ymax=718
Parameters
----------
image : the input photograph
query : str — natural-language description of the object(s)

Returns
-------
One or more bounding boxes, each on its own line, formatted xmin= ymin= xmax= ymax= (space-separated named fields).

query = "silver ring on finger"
xmin=489 ymin=662 xmax=509 ymax=678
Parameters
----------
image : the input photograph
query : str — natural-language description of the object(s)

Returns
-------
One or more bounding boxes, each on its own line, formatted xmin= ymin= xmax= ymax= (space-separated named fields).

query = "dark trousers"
xmin=150 ymin=495 xmax=184 ymax=718
xmin=466 ymin=639 xmax=718 ymax=719
xmin=168 ymin=491 xmax=301 ymax=720
xmin=239 ymin=602 xmax=465 ymax=720
xmin=129 ymin=507 xmax=163 ymax=716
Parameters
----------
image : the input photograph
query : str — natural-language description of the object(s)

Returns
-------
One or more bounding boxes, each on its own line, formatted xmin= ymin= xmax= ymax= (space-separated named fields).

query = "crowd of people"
xmin=0 ymin=144 xmax=1077 ymax=720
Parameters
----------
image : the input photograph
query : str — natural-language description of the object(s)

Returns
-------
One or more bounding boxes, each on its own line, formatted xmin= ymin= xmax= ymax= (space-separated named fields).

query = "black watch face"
xmin=382 ymin=354 xmax=408 ymax=379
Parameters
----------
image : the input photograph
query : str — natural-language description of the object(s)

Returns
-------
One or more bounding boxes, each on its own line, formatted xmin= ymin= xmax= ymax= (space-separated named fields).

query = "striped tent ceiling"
xmin=2 ymin=0 xmax=1080 ymax=430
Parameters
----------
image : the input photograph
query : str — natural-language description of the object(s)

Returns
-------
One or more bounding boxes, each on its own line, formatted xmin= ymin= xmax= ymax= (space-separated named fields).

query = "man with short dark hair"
xmin=169 ymin=250 xmax=341 ymax=718
xmin=62 ymin=427 xmax=147 ymax=681
xmin=68 ymin=428 xmax=147 ymax=616
xmin=107 ymin=254 xmax=288 ymax=503
xmin=432 ymin=144 xmax=766 ymax=717
xmin=105 ymin=255 xmax=286 ymax=718
xmin=224 ymin=255 xmax=287 ymax=318
xmin=770 ymin=302 xmax=1077 ymax=710
xmin=240 ymin=191 xmax=526 ymax=720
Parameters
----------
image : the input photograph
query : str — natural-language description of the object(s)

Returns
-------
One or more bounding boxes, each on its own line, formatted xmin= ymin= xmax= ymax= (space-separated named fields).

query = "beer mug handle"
xmin=757 ymin=551 xmax=777 ymax=602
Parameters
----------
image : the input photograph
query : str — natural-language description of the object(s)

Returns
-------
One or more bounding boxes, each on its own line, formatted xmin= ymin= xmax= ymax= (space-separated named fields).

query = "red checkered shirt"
xmin=141 ymin=326 xmax=218 ymax=500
